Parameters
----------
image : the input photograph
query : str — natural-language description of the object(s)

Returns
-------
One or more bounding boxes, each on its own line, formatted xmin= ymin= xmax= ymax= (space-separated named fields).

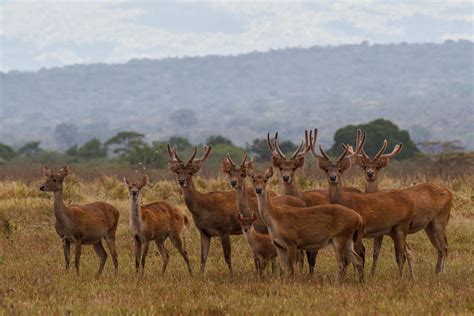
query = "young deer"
xmin=39 ymin=166 xmax=119 ymax=276
xmin=124 ymin=176 xmax=192 ymax=275
xmin=248 ymin=166 xmax=365 ymax=283
xmin=237 ymin=213 xmax=277 ymax=279
xmin=167 ymin=144 xmax=241 ymax=276
xmin=347 ymin=140 xmax=452 ymax=274
xmin=311 ymin=131 xmax=415 ymax=277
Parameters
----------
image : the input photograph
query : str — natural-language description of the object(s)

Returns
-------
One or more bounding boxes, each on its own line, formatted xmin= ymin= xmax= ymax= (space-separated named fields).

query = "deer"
xmin=124 ymin=175 xmax=192 ymax=275
xmin=248 ymin=166 xmax=365 ymax=283
xmin=167 ymin=144 xmax=242 ymax=277
xmin=237 ymin=213 xmax=277 ymax=279
xmin=345 ymin=139 xmax=452 ymax=274
xmin=311 ymin=130 xmax=416 ymax=277
xmin=39 ymin=166 xmax=119 ymax=276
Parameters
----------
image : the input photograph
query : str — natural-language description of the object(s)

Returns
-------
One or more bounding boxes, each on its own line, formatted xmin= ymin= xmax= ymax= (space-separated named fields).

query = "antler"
xmin=226 ymin=153 xmax=236 ymax=167
xmin=192 ymin=145 xmax=212 ymax=164
xmin=380 ymin=143 xmax=403 ymax=159
xmin=240 ymin=154 xmax=248 ymax=167
xmin=267 ymin=132 xmax=286 ymax=159
xmin=374 ymin=139 xmax=388 ymax=159
xmin=347 ymin=129 xmax=366 ymax=159
xmin=309 ymin=129 xmax=329 ymax=161
xmin=291 ymin=129 xmax=315 ymax=159
xmin=167 ymin=144 xmax=182 ymax=163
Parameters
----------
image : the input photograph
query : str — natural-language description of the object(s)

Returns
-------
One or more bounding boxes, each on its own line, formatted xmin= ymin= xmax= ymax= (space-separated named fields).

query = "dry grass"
xmin=0 ymin=172 xmax=473 ymax=314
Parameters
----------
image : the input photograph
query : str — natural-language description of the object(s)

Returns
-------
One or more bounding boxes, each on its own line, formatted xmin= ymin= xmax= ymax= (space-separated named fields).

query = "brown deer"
xmin=346 ymin=140 xmax=452 ymax=274
xmin=311 ymin=131 xmax=415 ymax=277
xmin=39 ymin=166 xmax=119 ymax=276
xmin=124 ymin=175 xmax=192 ymax=275
xmin=237 ymin=213 xmax=277 ymax=279
xmin=167 ymin=144 xmax=241 ymax=276
xmin=248 ymin=166 xmax=365 ymax=283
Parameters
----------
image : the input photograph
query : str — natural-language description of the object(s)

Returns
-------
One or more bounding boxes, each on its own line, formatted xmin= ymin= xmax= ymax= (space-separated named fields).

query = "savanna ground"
xmin=0 ymin=165 xmax=473 ymax=314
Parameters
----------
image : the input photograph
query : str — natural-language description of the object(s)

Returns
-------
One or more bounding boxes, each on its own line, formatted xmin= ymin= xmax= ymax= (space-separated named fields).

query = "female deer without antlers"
xmin=167 ymin=144 xmax=241 ymax=276
xmin=312 ymin=131 xmax=415 ymax=277
xmin=39 ymin=166 xmax=119 ymax=276
xmin=124 ymin=175 xmax=192 ymax=275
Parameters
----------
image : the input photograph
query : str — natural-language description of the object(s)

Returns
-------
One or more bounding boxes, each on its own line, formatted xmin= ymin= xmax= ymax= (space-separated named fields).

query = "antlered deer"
xmin=167 ymin=144 xmax=241 ymax=276
xmin=248 ymin=166 xmax=365 ymax=283
xmin=346 ymin=140 xmax=452 ymax=274
xmin=39 ymin=166 xmax=119 ymax=276
xmin=124 ymin=176 xmax=192 ymax=275
xmin=311 ymin=131 xmax=415 ymax=277
xmin=237 ymin=213 xmax=277 ymax=279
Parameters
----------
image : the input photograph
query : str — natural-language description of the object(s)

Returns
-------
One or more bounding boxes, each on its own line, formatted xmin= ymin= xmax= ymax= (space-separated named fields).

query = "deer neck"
xmin=130 ymin=196 xmax=143 ymax=231
xmin=283 ymin=178 xmax=304 ymax=200
xmin=255 ymin=190 xmax=279 ymax=229
xmin=365 ymin=180 xmax=379 ymax=193
xmin=328 ymin=182 xmax=344 ymax=204
xmin=179 ymin=178 xmax=202 ymax=215
xmin=53 ymin=190 xmax=68 ymax=226
xmin=235 ymin=183 xmax=252 ymax=217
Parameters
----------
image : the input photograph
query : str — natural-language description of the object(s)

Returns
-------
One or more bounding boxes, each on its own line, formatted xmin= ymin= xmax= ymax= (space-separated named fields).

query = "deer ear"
xmin=265 ymin=166 xmax=274 ymax=179
xmin=123 ymin=177 xmax=130 ymax=187
xmin=340 ymin=157 xmax=352 ymax=171
xmin=237 ymin=213 xmax=244 ymax=222
xmin=378 ymin=157 xmax=390 ymax=168
xmin=221 ymin=159 xmax=231 ymax=174
xmin=317 ymin=158 xmax=329 ymax=172
xmin=295 ymin=156 xmax=305 ymax=168
xmin=245 ymin=157 xmax=256 ymax=170
xmin=271 ymin=157 xmax=281 ymax=168
xmin=353 ymin=156 xmax=364 ymax=167
xmin=59 ymin=165 xmax=69 ymax=177
xmin=43 ymin=166 xmax=52 ymax=177
xmin=251 ymin=213 xmax=257 ymax=222
xmin=140 ymin=175 xmax=148 ymax=187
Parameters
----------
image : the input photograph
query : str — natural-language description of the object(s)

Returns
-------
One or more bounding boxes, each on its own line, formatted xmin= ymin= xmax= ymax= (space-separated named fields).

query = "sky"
xmin=1 ymin=0 xmax=472 ymax=72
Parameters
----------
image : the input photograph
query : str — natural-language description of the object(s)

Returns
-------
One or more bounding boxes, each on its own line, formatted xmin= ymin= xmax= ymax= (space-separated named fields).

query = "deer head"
xmin=221 ymin=153 xmax=256 ymax=188
xmin=311 ymin=130 xmax=366 ymax=185
xmin=124 ymin=175 xmax=148 ymax=199
xmin=267 ymin=129 xmax=316 ymax=184
xmin=39 ymin=166 xmax=69 ymax=192
xmin=237 ymin=213 xmax=257 ymax=233
xmin=343 ymin=140 xmax=403 ymax=183
xmin=248 ymin=166 xmax=274 ymax=195
xmin=167 ymin=144 xmax=212 ymax=187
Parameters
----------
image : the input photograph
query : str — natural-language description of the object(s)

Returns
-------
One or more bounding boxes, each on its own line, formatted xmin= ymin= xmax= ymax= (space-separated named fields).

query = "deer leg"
xmin=199 ymin=231 xmax=211 ymax=274
xmin=104 ymin=235 xmax=118 ymax=273
xmin=170 ymin=233 xmax=193 ymax=275
xmin=93 ymin=241 xmax=108 ymax=277
xmin=405 ymin=242 xmax=415 ymax=279
xmin=271 ymin=257 xmax=277 ymax=274
xmin=286 ymin=246 xmax=298 ymax=278
xmin=74 ymin=241 xmax=82 ymax=276
xmin=306 ymin=251 xmax=317 ymax=276
xmin=371 ymin=235 xmax=384 ymax=276
xmin=259 ymin=258 xmax=268 ymax=280
xmin=432 ymin=221 xmax=448 ymax=273
xmin=140 ymin=241 xmax=150 ymax=274
xmin=155 ymin=238 xmax=169 ymax=274
xmin=391 ymin=228 xmax=407 ymax=277
xmin=134 ymin=236 xmax=142 ymax=273
xmin=62 ymin=239 xmax=71 ymax=272
xmin=254 ymin=258 xmax=259 ymax=275
xmin=275 ymin=245 xmax=287 ymax=277
xmin=297 ymin=250 xmax=305 ymax=270
xmin=220 ymin=234 xmax=233 ymax=277
xmin=332 ymin=240 xmax=345 ymax=284
xmin=343 ymin=239 xmax=365 ymax=284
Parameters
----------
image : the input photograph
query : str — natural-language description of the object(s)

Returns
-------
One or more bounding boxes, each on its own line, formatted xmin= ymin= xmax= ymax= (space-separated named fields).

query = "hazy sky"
xmin=1 ymin=1 xmax=472 ymax=71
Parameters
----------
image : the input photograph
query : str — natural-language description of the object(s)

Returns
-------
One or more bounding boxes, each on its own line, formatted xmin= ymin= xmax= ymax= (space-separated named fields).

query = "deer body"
xmin=126 ymin=176 xmax=192 ymax=275
xmin=40 ymin=166 xmax=119 ymax=276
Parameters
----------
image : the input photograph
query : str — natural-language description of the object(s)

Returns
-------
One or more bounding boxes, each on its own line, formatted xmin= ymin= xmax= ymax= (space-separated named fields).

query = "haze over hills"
xmin=1 ymin=40 xmax=473 ymax=150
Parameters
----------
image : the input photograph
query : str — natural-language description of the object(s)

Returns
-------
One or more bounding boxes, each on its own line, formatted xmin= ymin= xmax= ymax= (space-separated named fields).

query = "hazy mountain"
xmin=1 ymin=40 xmax=473 ymax=149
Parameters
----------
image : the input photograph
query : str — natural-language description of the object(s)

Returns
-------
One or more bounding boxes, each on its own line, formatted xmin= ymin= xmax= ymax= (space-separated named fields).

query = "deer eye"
xmin=52 ymin=179 xmax=57 ymax=182
xmin=338 ymin=169 xmax=342 ymax=173
xmin=241 ymin=173 xmax=245 ymax=177
xmin=292 ymin=168 xmax=296 ymax=171
xmin=279 ymin=167 xmax=282 ymax=170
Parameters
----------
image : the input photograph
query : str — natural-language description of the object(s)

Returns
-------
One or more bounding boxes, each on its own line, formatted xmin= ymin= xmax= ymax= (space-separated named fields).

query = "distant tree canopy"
xmin=247 ymin=138 xmax=298 ymax=161
xmin=206 ymin=135 xmax=233 ymax=146
xmin=0 ymin=143 xmax=16 ymax=161
xmin=167 ymin=136 xmax=192 ymax=150
xmin=17 ymin=141 xmax=42 ymax=157
xmin=329 ymin=119 xmax=419 ymax=160
xmin=67 ymin=138 xmax=107 ymax=160
xmin=105 ymin=131 xmax=145 ymax=156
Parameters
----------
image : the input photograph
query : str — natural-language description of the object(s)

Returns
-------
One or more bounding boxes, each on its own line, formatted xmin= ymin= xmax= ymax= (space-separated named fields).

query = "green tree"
xmin=105 ymin=131 xmax=145 ymax=156
xmin=122 ymin=141 xmax=167 ymax=168
xmin=247 ymin=138 xmax=297 ymax=160
xmin=17 ymin=141 xmax=42 ymax=157
xmin=330 ymin=118 xmax=419 ymax=160
xmin=167 ymin=136 xmax=192 ymax=150
xmin=206 ymin=135 xmax=233 ymax=146
xmin=0 ymin=143 xmax=16 ymax=161
xmin=77 ymin=138 xmax=107 ymax=159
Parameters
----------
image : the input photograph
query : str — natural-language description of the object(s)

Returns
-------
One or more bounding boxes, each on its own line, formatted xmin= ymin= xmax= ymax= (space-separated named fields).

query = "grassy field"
xmin=0 ymin=172 xmax=473 ymax=314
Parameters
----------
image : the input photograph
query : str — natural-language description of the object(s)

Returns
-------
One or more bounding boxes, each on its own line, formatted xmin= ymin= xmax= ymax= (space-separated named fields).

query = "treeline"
xmin=0 ymin=119 xmax=469 ymax=170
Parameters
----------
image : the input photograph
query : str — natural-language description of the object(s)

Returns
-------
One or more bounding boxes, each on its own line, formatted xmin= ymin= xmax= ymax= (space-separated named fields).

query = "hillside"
xmin=1 ymin=40 xmax=472 ymax=149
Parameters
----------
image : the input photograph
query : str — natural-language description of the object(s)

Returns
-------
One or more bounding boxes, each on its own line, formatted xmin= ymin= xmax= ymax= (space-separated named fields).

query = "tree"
xmin=76 ymin=138 xmax=107 ymax=160
xmin=206 ymin=135 xmax=233 ymax=146
xmin=330 ymin=119 xmax=419 ymax=160
xmin=247 ymin=138 xmax=298 ymax=160
xmin=105 ymin=131 xmax=145 ymax=156
xmin=167 ymin=136 xmax=192 ymax=150
xmin=0 ymin=143 xmax=16 ymax=161
xmin=17 ymin=141 xmax=42 ymax=157
xmin=122 ymin=141 xmax=167 ymax=168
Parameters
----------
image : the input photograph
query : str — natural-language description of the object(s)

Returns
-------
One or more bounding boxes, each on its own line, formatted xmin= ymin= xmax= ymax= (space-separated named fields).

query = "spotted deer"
xmin=248 ymin=166 xmax=365 ymax=283
xmin=39 ymin=166 xmax=119 ymax=276
xmin=124 ymin=175 xmax=192 ymax=275
xmin=237 ymin=213 xmax=277 ymax=279
xmin=346 ymin=139 xmax=452 ymax=274
xmin=167 ymin=144 xmax=241 ymax=276
xmin=312 ymin=131 xmax=415 ymax=277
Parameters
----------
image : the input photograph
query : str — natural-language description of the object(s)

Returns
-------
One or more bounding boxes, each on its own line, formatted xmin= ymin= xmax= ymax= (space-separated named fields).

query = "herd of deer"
xmin=39 ymin=129 xmax=452 ymax=283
